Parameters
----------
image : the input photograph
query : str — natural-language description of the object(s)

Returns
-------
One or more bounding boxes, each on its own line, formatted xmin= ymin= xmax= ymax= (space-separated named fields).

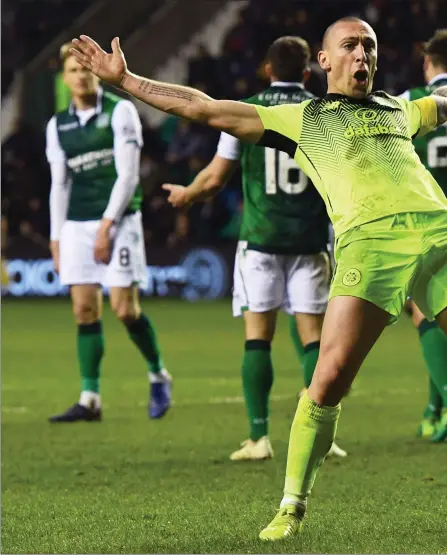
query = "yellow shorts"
xmin=330 ymin=211 xmax=447 ymax=323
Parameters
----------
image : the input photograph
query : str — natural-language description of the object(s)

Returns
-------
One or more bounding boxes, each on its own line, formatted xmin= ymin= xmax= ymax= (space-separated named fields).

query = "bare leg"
xmin=309 ymin=296 xmax=390 ymax=406
xmin=71 ymin=284 xmax=102 ymax=324
xmin=260 ymin=296 xmax=390 ymax=541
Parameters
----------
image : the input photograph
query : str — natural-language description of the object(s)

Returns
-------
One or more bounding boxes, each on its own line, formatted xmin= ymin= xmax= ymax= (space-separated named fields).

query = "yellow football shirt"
xmin=255 ymin=92 xmax=447 ymax=237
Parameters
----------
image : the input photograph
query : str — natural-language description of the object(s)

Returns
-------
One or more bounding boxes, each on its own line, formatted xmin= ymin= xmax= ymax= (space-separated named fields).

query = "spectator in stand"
xmin=3 ymin=0 xmax=447 ymax=250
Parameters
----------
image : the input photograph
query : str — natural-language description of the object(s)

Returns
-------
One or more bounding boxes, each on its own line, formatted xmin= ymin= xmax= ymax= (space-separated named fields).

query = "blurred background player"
xmin=400 ymin=29 xmax=447 ymax=440
xmin=163 ymin=37 xmax=346 ymax=460
xmin=47 ymin=43 xmax=171 ymax=422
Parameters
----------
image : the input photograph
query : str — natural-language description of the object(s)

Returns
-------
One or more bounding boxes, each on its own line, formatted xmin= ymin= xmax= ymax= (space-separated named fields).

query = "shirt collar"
xmin=270 ymin=81 xmax=304 ymax=88
xmin=69 ymin=86 xmax=104 ymax=115
xmin=324 ymin=92 xmax=374 ymax=103
xmin=428 ymin=73 xmax=447 ymax=87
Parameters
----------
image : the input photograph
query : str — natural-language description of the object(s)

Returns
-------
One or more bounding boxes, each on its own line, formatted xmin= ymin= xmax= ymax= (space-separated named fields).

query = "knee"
xmin=309 ymin=344 xmax=352 ymax=405
xmin=111 ymin=299 xmax=139 ymax=325
xmin=315 ymin=353 xmax=344 ymax=388
xmin=73 ymin=301 xmax=99 ymax=324
xmin=244 ymin=312 xmax=276 ymax=341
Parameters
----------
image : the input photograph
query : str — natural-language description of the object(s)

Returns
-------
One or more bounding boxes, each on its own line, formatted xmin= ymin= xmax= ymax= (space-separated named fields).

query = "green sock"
xmin=288 ymin=316 xmax=304 ymax=364
xmin=126 ymin=313 xmax=163 ymax=373
xmin=424 ymin=378 xmax=443 ymax=419
xmin=418 ymin=320 xmax=447 ymax=413
xmin=78 ymin=322 xmax=104 ymax=393
xmin=302 ymin=341 xmax=320 ymax=388
xmin=283 ymin=392 xmax=340 ymax=506
xmin=242 ymin=340 xmax=274 ymax=441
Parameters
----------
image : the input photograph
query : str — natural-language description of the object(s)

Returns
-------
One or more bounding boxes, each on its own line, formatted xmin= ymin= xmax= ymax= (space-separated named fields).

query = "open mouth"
xmin=353 ymin=70 xmax=369 ymax=85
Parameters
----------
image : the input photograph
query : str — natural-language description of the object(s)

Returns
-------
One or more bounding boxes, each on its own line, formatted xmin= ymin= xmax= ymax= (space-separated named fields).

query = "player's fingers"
xmin=79 ymin=35 xmax=105 ymax=54
xmin=69 ymin=49 xmax=92 ymax=70
xmin=72 ymin=38 xmax=91 ymax=55
xmin=162 ymin=184 xmax=173 ymax=191
xmin=111 ymin=37 xmax=123 ymax=57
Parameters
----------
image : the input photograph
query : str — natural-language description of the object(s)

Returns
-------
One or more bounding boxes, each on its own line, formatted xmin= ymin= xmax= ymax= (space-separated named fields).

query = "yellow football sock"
xmin=283 ymin=391 xmax=341 ymax=506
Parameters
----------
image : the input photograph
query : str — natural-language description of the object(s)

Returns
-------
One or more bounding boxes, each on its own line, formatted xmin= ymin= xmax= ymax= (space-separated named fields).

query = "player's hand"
xmin=162 ymin=184 xmax=192 ymax=208
xmin=50 ymin=240 xmax=60 ymax=274
xmin=71 ymin=36 xmax=127 ymax=87
xmin=94 ymin=228 xmax=112 ymax=264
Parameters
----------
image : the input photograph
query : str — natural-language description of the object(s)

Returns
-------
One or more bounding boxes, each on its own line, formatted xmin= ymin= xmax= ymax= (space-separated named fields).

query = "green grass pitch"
xmin=2 ymin=298 xmax=446 ymax=554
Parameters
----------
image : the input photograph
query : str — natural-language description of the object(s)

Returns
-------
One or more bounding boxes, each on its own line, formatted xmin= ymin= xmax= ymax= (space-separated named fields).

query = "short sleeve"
xmin=217 ymin=132 xmax=240 ymax=160
xmin=412 ymin=97 xmax=438 ymax=136
xmin=45 ymin=116 xmax=66 ymax=164
xmin=254 ymin=102 xmax=308 ymax=156
xmin=112 ymin=100 xmax=143 ymax=149
xmin=396 ymin=96 xmax=437 ymax=137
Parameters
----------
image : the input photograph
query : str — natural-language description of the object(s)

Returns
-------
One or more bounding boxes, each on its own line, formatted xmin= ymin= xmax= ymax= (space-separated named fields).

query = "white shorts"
xmin=59 ymin=211 xmax=148 ymax=288
xmin=232 ymin=241 xmax=330 ymax=317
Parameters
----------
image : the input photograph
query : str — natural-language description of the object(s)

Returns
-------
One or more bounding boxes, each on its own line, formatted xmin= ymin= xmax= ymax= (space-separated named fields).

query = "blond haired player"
xmin=71 ymin=16 xmax=447 ymax=538
xmin=47 ymin=43 xmax=171 ymax=423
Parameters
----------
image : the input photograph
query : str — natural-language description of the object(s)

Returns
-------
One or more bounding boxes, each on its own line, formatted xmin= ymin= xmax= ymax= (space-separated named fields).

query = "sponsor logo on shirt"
xmin=58 ymin=122 xmax=79 ymax=131
xmin=67 ymin=148 xmax=114 ymax=172
xmin=344 ymin=108 xmax=401 ymax=138
xmin=344 ymin=122 xmax=401 ymax=139
xmin=354 ymin=108 xmax=378 ymax=122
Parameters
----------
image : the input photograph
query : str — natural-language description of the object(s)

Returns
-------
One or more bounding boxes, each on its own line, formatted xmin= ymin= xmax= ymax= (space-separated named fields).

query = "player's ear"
xmin=318 ymin=50 xmax=330 ymax=72
xmin=302 ymin=67 xmax=311 ymax=84
xmin=264 ymin=62 xmax=273 ymax=80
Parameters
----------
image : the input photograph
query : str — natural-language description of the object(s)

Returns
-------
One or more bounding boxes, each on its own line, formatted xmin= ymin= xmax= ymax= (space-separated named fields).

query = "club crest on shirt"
xmin=96 ymin=113 xmax=110 ymax=128
xmin=354 ymin=108 xmax=378 ymax=122
xmin=342 ymin=268 xmax=362 ymax=286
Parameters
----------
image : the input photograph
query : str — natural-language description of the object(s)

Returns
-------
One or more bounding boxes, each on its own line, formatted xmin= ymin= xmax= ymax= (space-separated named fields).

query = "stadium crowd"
xmin=2 ymin=0 xmax=447 ymax=256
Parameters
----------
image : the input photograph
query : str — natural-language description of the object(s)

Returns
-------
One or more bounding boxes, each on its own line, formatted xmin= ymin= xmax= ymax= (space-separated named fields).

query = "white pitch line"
xmin=1 ymin=406 xmax=28 ymax=414
xmin=1 ymin=387 xmax=427 ymax=414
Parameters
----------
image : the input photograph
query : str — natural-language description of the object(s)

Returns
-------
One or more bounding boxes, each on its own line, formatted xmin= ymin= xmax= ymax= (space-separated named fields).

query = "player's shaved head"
xmin=322 ymin=17 xmax=375 ymax=50
xmin=318 ymin=17 xmax=377 ymax=98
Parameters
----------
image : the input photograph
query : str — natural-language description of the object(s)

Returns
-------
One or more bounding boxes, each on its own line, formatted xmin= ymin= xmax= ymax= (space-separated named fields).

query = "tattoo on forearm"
xmin=137 ymin=80 xmax=195 ymax=102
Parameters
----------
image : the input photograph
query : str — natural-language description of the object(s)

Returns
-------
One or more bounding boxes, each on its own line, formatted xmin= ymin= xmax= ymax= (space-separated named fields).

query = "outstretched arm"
xmin=71 ymin=36 xmax=264 ymax=143
xmin=432 ymin=85 xmax=447 ymax=125
xmin=163 ymin=155 xmax=237 ymax=208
